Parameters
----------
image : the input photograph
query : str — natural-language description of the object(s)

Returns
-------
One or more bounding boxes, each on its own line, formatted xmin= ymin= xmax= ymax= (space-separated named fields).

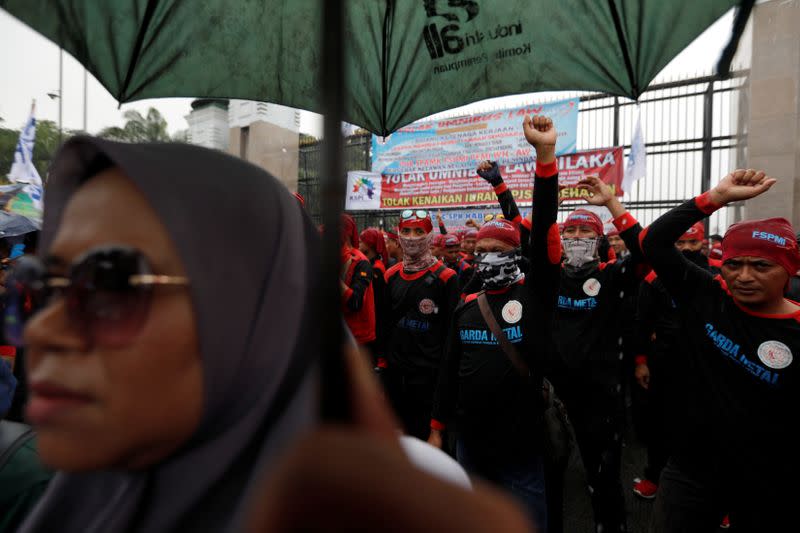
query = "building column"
xmin=744 ymin=0 xmax=800 ymax=228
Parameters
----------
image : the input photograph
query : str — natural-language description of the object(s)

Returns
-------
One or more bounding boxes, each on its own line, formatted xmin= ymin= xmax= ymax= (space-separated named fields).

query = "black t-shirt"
xmin=641 ymin=197 xmax=800 ymax=478
xmin=550 ymin=221 xmax=644 ymax=386
xmin=383 ymin=261 xmax=459 ymax=376
xmin=435 ymin=281 xmax=544 ymax=457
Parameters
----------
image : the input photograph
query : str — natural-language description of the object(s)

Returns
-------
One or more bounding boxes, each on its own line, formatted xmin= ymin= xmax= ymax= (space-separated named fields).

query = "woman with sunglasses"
xmin=381 ymin=209 xmax=459 ymax=440
xmin=8 ymin=137 xmax=323 ymax=532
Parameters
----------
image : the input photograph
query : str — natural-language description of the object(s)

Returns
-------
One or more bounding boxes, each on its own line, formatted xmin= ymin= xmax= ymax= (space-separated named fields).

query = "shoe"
xmin=632 ymin=478 xmax=658 ymax=500
xmin=719 ymin=515 xmax=730 ymax=529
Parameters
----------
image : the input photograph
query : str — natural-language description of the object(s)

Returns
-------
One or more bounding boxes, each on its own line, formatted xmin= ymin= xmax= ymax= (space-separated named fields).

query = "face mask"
xmin=400 ymin=233 xmax=436 ymax=272
xmin=563 ymin=238 xmax=599 ymax=268
xmin=474 ymin=248 xmax=523 ymax=289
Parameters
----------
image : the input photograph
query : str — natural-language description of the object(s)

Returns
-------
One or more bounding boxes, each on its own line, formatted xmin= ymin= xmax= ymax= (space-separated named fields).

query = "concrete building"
xmin=741 ymin=0 xmax=800 ymax=228
xmin=185 ymin=99 xmax=230 ymax=151
xmin=228 ymin=101 xmax=301 ymax=191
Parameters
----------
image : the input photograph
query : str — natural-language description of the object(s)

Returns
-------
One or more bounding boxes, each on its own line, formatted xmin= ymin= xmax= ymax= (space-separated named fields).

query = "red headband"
xmin=399 ymin=216 xmax=433 ymax=234
xmin=476 ymin=219 xmax=520 ymax=248
xmin=722 ymin=218 xmax=800 ymax=276
xmin=360 ymin=228 xmax=389 ymax=264
xmin=385 ymin=229 xmax=399 ymax=241
xmin=679 ymin=222 xmax=705 ymax=242
xmin=563 ymin=209 xmax=604 ymax=236
xmin=442 ymin=234 xmax=461 ymax=248
xmin=341 ymin=214 xmax=359 ymax=247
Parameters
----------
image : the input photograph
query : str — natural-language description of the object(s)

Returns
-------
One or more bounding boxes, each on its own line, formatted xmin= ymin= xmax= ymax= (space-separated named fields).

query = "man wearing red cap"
xmin=383 ymin=228 xmax=402 ymax=267
xmin=381 ymin=210 xmax=459 ymax=441
xmin=360 ymin=227 xmax=390 ymax=360
xmin=548 ymin=179 xmax=647 ymax=533
xmin=607 ymin=227 xmax=629 ymax=259
xmin=631 ymin=220 xmax=721 ymax=501
xmin=429 ymin=115 xmax=562 ymax=530
xmin=640 ymin=169 xmax=800 ymax=532
xmin=340 ymin=215 xmax=376 ymax=346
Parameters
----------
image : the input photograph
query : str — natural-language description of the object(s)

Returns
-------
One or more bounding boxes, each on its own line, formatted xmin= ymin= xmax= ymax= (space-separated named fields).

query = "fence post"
xmin=701 ymin=81 xmax=714 ymax=233
xmin=613 ymin=97 xmax=620 ymax=147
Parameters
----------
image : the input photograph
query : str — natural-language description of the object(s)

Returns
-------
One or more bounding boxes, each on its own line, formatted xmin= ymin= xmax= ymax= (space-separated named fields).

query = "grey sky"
xmin=0 ymin=8 xmax=739 ymax=137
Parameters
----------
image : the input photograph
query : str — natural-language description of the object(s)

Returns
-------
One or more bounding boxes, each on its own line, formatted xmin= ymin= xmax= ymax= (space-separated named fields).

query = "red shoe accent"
xmin=719 ymin=515 xmax=730 ymax=529
xmin=632 ymin=478 xmax=658 ymax=500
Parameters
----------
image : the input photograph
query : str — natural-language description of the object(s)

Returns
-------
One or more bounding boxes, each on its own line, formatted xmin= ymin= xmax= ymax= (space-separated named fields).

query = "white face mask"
xmin=562 ymin=238 xmax=599 ymax=268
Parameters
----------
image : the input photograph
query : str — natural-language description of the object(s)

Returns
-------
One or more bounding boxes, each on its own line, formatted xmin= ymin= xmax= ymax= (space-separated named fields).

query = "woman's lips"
xmin=27 ymin=381 xmax=94 ymax=424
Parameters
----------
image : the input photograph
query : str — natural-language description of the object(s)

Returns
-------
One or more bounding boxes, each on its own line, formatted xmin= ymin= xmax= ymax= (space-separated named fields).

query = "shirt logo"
xmin=419 ymin=298 xmax=438 ymax=315
xmin=583 ymin=278 xmax=601 ymax=297
xmin=757 ymin=340 xmax=793 ymax=370
xmin=501 ymin=300 xmax=522 ymax=324
xmin=751 ymin=231 xmax=787 ymax=246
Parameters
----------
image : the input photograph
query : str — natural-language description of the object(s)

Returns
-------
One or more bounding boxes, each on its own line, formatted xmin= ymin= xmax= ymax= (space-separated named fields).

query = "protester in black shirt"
xmin=548 ymin=183 xmax=646 ymax=533
xmin=631 ymin=221 xmax=715 ymax=501
xmin=384 ymin=229 xmax=402 ymax=267
xmin=381 ymin=211 xmax=459 ymax=440
xmin=429 ymin=115 xmax=561 ymax=531
xmin=640 ymin=169 xmax=800 ymax=533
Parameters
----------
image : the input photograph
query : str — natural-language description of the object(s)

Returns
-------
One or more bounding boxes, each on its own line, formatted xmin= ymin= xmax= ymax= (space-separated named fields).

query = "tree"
xmin=99 ymin=108 xmax=171 ymax=143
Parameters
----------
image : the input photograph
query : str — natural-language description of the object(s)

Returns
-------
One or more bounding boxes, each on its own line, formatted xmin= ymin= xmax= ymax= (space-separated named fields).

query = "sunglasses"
xmin=3 ymin=246 xmax=189 ymax=347
xmin=400 ymin=209 xmax=429 ymax=221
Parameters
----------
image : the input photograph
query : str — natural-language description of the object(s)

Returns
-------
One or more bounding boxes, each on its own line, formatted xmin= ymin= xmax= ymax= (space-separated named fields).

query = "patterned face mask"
xmin=400 ymin=233 xmax=436 ymax=272
xmin=473 ymin=248 xmax=524 ymax=289
xmin=562 ymin=237 xmax=600 ymax=268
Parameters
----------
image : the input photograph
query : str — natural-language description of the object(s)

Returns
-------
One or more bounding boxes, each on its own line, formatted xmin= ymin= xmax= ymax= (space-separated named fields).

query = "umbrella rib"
xmin=606 ymin=0 xmax=638 ymax=99
xmin=119 ymin=0 xmax=160 ymax=102
xmin=381 ymin=0 xmax=395 ymax=137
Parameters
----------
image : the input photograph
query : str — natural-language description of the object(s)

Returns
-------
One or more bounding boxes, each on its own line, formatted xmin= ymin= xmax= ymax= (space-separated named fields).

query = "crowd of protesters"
xmin=0 ymin=116 xmax=798 ymax=532
xmin=341 ymin=116 xmax=800 ymax=533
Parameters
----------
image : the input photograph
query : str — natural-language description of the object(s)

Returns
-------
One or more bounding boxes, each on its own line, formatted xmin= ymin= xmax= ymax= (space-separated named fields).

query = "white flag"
xmin=8 ymin=102 xmax=42 ymax=188
xmin=7 ymin=101 xmax=44 ymax=218
xmin=623 ymin=107 xmax=646 ymax=194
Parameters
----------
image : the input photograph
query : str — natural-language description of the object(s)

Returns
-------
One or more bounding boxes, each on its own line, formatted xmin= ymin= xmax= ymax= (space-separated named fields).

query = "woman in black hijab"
xmin=14 ymin=137 xmax=319 ymax=532
xmin=12 ymin=137 xmax=535 ymax=533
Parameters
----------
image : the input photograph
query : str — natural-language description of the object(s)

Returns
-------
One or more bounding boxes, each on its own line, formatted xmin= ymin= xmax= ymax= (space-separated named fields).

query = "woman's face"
xmin=25 ymin=167 xmax=203 ymax=471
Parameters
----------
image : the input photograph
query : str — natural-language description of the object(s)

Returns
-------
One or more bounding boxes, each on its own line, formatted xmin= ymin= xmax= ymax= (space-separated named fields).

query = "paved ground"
xmin=562 ymin=420 xmax=654 ymax=532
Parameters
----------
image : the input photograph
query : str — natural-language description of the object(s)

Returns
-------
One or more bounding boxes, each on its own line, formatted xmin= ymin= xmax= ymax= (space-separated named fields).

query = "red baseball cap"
xmin=563 ymin=209 xmax=604 ymax=236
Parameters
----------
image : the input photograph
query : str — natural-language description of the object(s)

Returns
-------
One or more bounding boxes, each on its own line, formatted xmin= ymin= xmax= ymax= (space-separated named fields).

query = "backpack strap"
xmin=476 ymin=292 xmax=530 ymax=379
xmin=0 ymin=420 xmax=35 ymax=471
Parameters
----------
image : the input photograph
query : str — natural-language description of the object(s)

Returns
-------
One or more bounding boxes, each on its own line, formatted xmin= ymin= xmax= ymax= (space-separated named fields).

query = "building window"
xmin=240 ymin=126 xmax=249 ymax=159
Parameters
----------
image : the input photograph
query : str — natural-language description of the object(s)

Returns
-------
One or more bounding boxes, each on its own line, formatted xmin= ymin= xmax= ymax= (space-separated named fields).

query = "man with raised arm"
xmin=429 ymin=116 xmax=562 ymax=531
xmin=639 ymin=169 xmax=799 ymax=532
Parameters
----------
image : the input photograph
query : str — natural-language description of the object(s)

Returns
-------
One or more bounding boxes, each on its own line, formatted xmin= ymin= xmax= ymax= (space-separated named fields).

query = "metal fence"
xmin=299 ymin=70 xmax=748 ymax=235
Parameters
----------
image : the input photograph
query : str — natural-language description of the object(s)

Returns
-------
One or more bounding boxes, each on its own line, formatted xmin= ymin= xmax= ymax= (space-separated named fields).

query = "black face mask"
xmin=681 ymin=249 xmax=708 ymax=267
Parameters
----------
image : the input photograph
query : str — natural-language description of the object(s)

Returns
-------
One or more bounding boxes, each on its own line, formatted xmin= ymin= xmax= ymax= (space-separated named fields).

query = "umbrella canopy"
xmin=1 ymin=0 xmax=740 ymax=135
xmin=0 ymin=210 xmax=40 ymax=238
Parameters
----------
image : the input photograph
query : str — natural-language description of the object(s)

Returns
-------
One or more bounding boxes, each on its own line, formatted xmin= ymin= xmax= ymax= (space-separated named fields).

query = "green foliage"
xmin=98 ymin=108 xmax=171 ymax=143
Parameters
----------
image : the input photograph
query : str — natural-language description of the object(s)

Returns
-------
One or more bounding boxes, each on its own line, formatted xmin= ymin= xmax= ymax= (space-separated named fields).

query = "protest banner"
xmin=362 ymin=147 xmax=624 ymax=210
xmin=371 ymin=97 xmax=579 ymax=174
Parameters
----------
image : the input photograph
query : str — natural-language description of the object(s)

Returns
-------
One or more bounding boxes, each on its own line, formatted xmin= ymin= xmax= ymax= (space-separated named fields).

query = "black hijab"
xmin=20 ymin=137 xmax=320 ymax=532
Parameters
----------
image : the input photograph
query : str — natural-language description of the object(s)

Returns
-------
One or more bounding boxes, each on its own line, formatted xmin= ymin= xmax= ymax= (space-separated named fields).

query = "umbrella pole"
xmin=319 ymin=0 xmax=350 ymax=422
